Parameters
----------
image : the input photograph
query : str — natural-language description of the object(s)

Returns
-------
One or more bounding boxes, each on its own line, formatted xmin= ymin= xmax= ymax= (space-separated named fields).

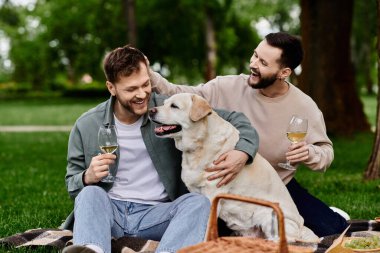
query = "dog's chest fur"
xmin=178 ymin=113 xmax=239 ymax=196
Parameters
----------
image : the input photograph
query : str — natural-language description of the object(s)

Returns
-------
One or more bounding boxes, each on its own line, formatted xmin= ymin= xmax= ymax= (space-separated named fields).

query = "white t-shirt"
xmin=107 ymin=116 xmax=169 ymax=204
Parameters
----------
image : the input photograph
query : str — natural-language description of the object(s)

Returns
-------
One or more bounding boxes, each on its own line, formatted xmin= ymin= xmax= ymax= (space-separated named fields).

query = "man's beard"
xmin=248 ymin=71 xmax=278 ymax=89
xmin=117 ymin=94 xmax=150 ymax=117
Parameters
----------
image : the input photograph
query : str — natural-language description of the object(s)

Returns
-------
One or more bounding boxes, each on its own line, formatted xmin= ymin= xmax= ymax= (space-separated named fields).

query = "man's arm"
xmin=66 ymin=125 xmax=87 ymax=199
xmin=215 ymin=109 xmax=259 ymax=162
xmin=299 ymin=141 xmax=334 ymax=171
xmin=150 ymin=70 xmax=214 ymax=99
xmin=285 ymin=111 xmax=334 ymax=172
xmin=66 ymin=124 xmax=116 ymax=199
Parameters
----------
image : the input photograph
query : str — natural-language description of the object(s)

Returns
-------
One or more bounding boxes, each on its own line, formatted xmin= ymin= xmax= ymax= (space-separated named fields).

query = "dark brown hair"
xmin=103 ymin=45 xmax=147 ymax=83
xmin=265 ymin=32 xmax=303 ymax=70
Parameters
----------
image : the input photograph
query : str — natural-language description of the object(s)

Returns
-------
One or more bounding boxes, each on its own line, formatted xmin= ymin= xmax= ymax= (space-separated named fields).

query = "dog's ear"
xmin=190 ymin=95 xmax=212 ymax=121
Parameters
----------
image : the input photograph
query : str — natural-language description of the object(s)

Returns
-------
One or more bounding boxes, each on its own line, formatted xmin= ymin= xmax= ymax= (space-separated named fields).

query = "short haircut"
xmin=265 ymin=32 xmax=303 ymax=70
xmin=103 ymin=45 xmax=146 ymax=83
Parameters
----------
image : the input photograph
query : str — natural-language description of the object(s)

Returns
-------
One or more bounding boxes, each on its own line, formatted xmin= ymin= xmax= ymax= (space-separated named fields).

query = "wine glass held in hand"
xmin=98 ymin=125 xmax=118 ymax=182
xmin=278 ymin=116 xmax=308 ymax=171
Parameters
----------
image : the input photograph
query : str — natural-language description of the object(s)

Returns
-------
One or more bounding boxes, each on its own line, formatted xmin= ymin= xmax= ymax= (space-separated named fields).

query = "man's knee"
xmin=326 ymin=213 xmax=349 ymax=235
xmin=76 ymin=186 xmax=108 ymax=204
xmin=180 ymin=193 xmax=211 ymax=212
xmin=307 ymin=213 xmax=349 ymax=237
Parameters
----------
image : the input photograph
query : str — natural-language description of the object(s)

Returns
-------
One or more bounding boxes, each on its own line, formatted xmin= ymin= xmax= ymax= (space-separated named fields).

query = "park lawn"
xmin=295 ymin=132 xmax=380 ymax=219
xmin=0 ymin=132 xmax=72 ymax=237
xmin=1 ymin=132 xmax=379 ymax=235
xmin=0 ymin=97 xmax=103 ymax=126
xmin=0 ymin=132 xmax=72 ymax=253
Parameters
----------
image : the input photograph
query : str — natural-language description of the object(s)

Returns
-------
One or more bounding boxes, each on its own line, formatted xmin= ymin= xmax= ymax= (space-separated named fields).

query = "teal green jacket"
xmin=60 ymin=93 xmax=259 ymax=229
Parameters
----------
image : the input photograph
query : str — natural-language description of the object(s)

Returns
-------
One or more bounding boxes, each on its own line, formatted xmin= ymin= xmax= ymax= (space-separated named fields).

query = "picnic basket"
xmin=178 ymin=193 xmax=315 ymax=253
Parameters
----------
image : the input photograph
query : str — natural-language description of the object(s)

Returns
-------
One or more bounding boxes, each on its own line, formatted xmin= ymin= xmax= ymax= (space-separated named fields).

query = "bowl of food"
xmin=343 ymin=236 xmax=380 ymax=252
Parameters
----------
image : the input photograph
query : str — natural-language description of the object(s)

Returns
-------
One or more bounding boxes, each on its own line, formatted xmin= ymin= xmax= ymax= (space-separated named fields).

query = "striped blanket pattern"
xmin=0 ymin=220 xmax=378 ymax=252
xmin=0 ymin=228 xmax=158 ymax=252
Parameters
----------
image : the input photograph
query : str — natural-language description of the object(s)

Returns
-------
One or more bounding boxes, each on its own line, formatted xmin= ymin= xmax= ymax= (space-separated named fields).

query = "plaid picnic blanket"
xmin=0 ymin=219 xmax=378 ymax=252
xmin=0 ymin=228 xmax=158 ymax=252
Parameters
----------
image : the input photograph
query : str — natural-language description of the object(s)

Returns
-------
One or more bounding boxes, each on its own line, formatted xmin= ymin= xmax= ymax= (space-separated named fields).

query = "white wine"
xmin=100 ymin=145 xmax=118 ymax=154
xmin=286 ymin=132 xmax=306 ymax=143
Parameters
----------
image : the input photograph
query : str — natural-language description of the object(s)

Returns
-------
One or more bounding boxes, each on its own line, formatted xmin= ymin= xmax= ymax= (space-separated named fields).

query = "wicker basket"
xmin=178 ymin=194 xmax=315 ymax=253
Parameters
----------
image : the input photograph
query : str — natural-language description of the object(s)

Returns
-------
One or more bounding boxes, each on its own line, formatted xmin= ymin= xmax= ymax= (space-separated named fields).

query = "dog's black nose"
xmin=149 ymin=107 xmax=157 ymax=118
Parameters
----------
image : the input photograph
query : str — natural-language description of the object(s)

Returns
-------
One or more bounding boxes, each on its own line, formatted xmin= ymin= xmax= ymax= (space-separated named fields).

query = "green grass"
xmin=0 ymin=132 xmax=72 ymax=253
xmin=295 ymin=132 xmax=380 ymax=219
xmin=0 ymin=132 xmax=72 ymax=233
xmin=0 ymin=97 xmax=103 ymax=126
xmin=295 ymin=93 xmax=380 ymax=219
xmin=0 ymin=96 xmax=380 ymax=252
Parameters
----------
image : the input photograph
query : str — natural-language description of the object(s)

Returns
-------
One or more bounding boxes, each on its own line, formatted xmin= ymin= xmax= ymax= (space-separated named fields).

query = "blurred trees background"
xmin=0 ymin=0 xmax=307 ymax=88
xmin=366 ymin=0 xmax=380 ymax=180
xmin=299 ymin=0 xmax=370 ymax=135
xmin=0 ymin=0 xmax=378 ymax=138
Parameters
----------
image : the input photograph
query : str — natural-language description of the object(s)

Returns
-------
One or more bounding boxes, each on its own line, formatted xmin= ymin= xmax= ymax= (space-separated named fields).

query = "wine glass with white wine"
xmin=278 ymin=115 xmax=308 ymax=171
xmin=98 ymin=125 xmax=118 ymax=182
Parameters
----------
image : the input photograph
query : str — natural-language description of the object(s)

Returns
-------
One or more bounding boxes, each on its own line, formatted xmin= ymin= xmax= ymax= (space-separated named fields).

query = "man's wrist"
xmin=82 ymin=170 xmax=88 ymax=186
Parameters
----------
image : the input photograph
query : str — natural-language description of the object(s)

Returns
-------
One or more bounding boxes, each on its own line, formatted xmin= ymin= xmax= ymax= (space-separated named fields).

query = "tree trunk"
xmin=122 ymin=0 xmax=137 ymax=46
xmin=299 ymin=0 xmax=370 ymax=135
xmin=365 ymin=0 xmax=380 ymax=180
xmin=204 ymin=7 xmax=217 ymax=81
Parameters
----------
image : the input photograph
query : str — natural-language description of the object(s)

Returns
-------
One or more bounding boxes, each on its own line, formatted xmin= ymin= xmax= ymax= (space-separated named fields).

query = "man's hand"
xmin=205 ymin=150 xmax=249 ymax=188
xmin=84 ymin=153 xmax=116 ymax=185
xmin=285 ymin=141 xmax=309 ymax=165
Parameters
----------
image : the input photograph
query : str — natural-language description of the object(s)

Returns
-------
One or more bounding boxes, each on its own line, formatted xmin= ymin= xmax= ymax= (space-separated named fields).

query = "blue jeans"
xmin=72 ymin=186 xmax=210 ymax=253
xmin=286 ymin=178 xmax=348 ymax=237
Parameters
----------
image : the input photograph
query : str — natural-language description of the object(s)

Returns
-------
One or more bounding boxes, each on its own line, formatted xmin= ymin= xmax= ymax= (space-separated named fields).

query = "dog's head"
xmin=149 ymin=93 xmax=212 ymax=138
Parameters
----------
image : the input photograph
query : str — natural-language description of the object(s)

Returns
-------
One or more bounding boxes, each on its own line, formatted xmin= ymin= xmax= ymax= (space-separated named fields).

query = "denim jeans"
xmin=286 ymin=178 xmax=348 ymax=237
xmin=72 ymin=186 xmax=210 ymax=253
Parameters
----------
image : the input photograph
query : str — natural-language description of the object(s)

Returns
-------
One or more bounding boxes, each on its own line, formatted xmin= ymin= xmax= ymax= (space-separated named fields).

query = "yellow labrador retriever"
xmin=149 ymin=93 xmax=318 ymax=242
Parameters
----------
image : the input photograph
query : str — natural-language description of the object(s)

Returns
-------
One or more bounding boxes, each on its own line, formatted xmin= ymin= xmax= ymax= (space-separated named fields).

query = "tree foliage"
xmin=136 ymin=0 xmax=262 ymax=82
xmin=0 ymin=0 xmax=306 ymax=86
xmin=352 ymin=0 xmax=377 ymax=95
xmin=0 ymin=0 xmax=265 ymax=85
xmin=35 ymin=0 xmax=127 ymax=84
xmin=1 ymin=0 xmax=128 ymax=89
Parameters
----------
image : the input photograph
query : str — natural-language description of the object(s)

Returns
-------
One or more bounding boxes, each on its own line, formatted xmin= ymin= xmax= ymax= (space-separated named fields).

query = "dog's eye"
xmin=170 ymin=103 xmax=179 ymax=109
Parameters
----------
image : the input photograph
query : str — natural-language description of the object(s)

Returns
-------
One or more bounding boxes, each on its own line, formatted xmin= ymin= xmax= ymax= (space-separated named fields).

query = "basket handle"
xmin=206 ymin=193 xmax=289 ymax=253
